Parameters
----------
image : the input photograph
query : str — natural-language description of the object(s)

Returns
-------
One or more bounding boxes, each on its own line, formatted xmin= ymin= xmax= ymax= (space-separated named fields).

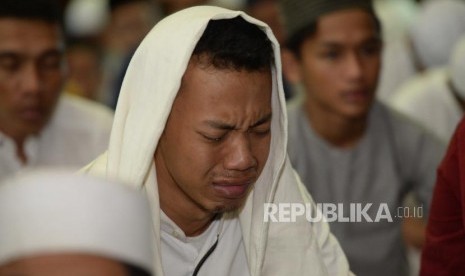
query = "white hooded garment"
xmin=390 ymin=36 xmax=465 ymax=144
xmin=83 ymin=6 xmax=351 ymax=276
xmin=409 ymin=0 xmax=465 ymax=69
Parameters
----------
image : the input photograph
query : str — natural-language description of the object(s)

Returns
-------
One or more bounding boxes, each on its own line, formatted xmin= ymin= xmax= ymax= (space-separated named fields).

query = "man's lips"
xmin=212 ymin=178 xmax=254 ymax=198
xmin=341 ymin=89 xmax=371 ymax=103
xmin=18 ymin=107 xmax=45 ymax=122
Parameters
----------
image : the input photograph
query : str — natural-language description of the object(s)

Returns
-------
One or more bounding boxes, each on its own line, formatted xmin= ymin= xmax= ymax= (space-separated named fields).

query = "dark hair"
xmin=192 ymin=16 xmax=274 ymax=71
xmin=0 ymin=0 xmax=62 ymax=25
xmin=286 ymin=10 xmax=382 ymax=57
xmin=124 ymin=263 xmax=151 ymax=276
xmin=109 ymin=0 xmax=150 ymax=12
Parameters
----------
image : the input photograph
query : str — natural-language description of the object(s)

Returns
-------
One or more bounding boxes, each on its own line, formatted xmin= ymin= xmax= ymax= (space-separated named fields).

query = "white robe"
xmin=83 ymin=6 xmax=351 ymax=276
xmin=0 ymin=94 xmax=113 ymax=181
xmin=390 ymin=69 xmax=463 ymax=143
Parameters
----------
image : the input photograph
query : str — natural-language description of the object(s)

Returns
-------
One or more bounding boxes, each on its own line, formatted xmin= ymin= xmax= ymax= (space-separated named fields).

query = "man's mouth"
xmin=19 ymin=107 xmax=45 ymax=122
xmin=212 ymin=178 xmax=255 ymax=198
xmin=341 ymin=89 xmax=371 ymax=104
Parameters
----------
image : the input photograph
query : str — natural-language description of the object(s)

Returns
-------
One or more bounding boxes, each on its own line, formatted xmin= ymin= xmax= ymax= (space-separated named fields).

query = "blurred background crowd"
xmin=60 ymin=0 xmax=465 ymax=131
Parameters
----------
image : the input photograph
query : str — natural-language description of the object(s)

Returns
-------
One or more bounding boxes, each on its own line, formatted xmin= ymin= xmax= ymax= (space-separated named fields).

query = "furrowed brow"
xmin=320 ymin=42 xmax=342 ymax=49
xmin=40 ymin=48 xmax=64 ymax=57
xmin=203 ymin=120 xmax=236 ymax=130
xmin=203 ymin=113 xmax=272 ymax=130
xmin=0 ymin=51 xmax=21 ymax=59
xmin=251 ymin=113 xmax=272 ymax=128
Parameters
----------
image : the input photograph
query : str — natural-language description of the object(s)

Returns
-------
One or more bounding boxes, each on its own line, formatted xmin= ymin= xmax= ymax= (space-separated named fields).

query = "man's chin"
xmin=20 ymin=120 xmax=48 ymax=135
xmin=211 ymin=199 xmax=247 ymax=214
xmin=343 ymin=105 xmax=372 ymax=120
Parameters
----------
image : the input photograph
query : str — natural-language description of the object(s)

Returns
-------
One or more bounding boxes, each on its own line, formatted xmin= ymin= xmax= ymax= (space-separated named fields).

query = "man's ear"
xmin=281 ymin=49 xmax=302 ymax=83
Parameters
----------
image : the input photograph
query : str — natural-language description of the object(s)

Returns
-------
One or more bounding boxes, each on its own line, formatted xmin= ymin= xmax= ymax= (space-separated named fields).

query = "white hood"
xmin=84 ymin=6 xmax=351 ymax=276
xmin=409 ymin=0 xmax=465 ymax=69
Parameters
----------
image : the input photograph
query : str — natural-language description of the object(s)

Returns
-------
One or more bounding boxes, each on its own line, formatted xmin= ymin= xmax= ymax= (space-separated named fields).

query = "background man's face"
xmin=296 ymin=9 xmax=381 ymax=119
xmin=105 ymin=1 xmax=156 ymax=55
xmin=0 ymin=254 xmax=129 ymax=276
xmin=0 ymin=19 xmax=64 ymax=141
xmin=156 ymin=61 xmax=272 ymax=214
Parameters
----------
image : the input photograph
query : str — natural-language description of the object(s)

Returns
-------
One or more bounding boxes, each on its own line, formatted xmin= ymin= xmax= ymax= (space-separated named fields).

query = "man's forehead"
xmin=185 ymin=55 xmax=274 ymax=74
xmin=174 ymin=59 xmax=273 ymax=117
xmin=312 ymin=10 xmax=380 ymax=45
xmin=0 ymin=18 xmax=63 ymax=53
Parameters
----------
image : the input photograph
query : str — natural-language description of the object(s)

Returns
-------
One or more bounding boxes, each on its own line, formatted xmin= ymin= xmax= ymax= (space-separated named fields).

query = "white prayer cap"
xmin=409 ymin=0 xmax=465 ymax=69
xmin=0 ymin=170 xmax=153 ymax=273
xmin=374 ymin=0 xmax=418 ymax=42
xmin=65 ymin=0 xmax=109 ymax=37
xmin=450 ymin=36 xmax=465 ymax=100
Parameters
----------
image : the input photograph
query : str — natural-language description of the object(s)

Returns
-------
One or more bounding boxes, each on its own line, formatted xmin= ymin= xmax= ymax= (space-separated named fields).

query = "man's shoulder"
xmin=59 ymin=94 xmax=114 ymax=123
xmin=285 ymin=96 xmax=305 ymax=131
xmin=373 ymin=101 xmax=435 ymax=136
xmin=79 ymin=151 xmax=108 ymax=177
xmin=285 ymin=98 xmax=309 ymax=148
xmin=389 ymin=69 xmax=449 ymax=113
xmin=52 ymin=94 xmax=114 ymax=133
xmin=373 ymin=101 xmax=446 ymax=159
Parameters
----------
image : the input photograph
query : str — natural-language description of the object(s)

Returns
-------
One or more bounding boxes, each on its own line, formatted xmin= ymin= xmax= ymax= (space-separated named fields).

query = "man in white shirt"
xmin=0 ymin=0 xmax=113 ymax=181
xmin=84 ymin=6 xmax=353 ymax=276
xmin=390 ymin=37 xmax=465 ymax=144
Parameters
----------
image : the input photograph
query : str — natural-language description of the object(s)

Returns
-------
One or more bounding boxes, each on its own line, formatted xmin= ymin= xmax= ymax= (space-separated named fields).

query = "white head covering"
xmin=450 ymin=36 xmax=465 ymax=100
xmin=65 ymin=0 xmax=108 ymax=37
xmin=409 ymin=0 xmax=465 ymax=69
xmin=374 ymin=0 xmax=418 ymax=42
xmin=0 ymin=170 xmax=153 ymax=273
xmin=84 ymin=6 xmax=350 ymax=275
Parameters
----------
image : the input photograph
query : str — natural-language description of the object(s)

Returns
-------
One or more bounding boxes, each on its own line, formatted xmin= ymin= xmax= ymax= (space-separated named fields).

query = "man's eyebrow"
xmin=41 ymin=48 xmax=64 ymax=56
xmin=319 ymin=36 xmax=381 ymax=49
xmin=251 ymin=113 xmax=272 ymax=128
xmin=203 ymin=120 xmax=236 ymax=130
xmin=0 ymin=51 xmax=21 ymax=59
xmin=361 ymin=36 xmax=382 ymax=45
xmin=36 ymin=49 xmax=64 ymax=61
xmin=203 ymin=113 xmax=272 ymax=130
xmin=0 ymin=49 xmax=63 ymax=61
xmin=319 ymin=42 xmax=342 ymax=49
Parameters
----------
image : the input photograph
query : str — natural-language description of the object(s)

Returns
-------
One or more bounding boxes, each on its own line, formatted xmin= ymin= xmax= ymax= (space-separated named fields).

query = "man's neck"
xmin=0 ymin=129 xmax=28 ymax=164
xmin=159 ymin=195 xmax=216 ymax=237
xmin=12 ymin=135 xmax=27 ymax=164
xmin=155 ymin=154 xmax=216 ymax=237
xmin=16 ymin=142 xmax=27 ymax=164
xmin=304 ymin=103 xmax=368 ymax=149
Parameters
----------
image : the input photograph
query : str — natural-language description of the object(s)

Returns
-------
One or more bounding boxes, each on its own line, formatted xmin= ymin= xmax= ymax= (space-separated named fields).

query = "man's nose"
xmin=20 ymin=64 xmax=42 ymax=95
xmin=344 ymin=53 xmax=364 ymax=82
xmin=223 ymin=134 xmax=257 ymax=172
